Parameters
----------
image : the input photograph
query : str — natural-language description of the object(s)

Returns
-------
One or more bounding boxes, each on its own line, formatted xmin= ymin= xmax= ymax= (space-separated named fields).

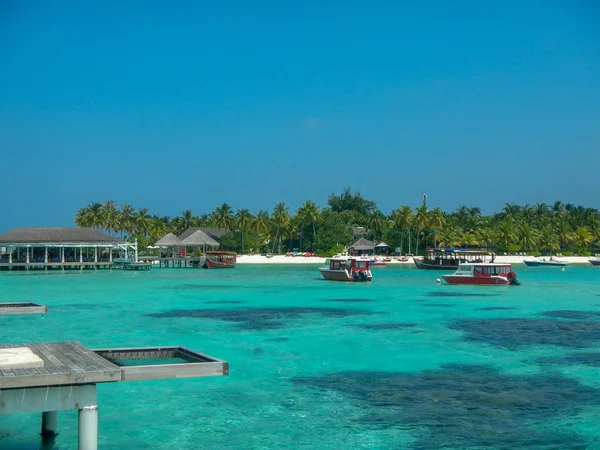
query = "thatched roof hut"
xmin=155 ymin=233 xmax=181 ymax=246
xmin=349 ymin=238 xmax=376 ymax=251
xmin=179 ymin=227 xmax=229 ymax=242
xmin=180 ymin=230 xmax=219 ymax=247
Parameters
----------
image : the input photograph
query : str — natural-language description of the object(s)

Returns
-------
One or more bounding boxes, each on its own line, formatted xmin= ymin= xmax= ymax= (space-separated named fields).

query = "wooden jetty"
xmin=0 ymin=341 xmax=228 ymax=450
xmin=138 ymin=256 xmax=207 ymax=268
xmin=0 ymin=302 xmax=48 ymax=316
xmin=119 ymin=261 xmax=152 ymax=271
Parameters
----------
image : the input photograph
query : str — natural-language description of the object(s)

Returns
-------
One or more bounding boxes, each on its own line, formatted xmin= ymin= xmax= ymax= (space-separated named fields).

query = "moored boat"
xmin=442 ymin=263 xmax=520 ymax=286
xmin=590 ymin=258 xmax=600 ymax=266
xmin=523 ymin=257 xmax=567 ymax=267
xmin=319 ymin=256 xmax=372 ymax=282
xmin=203 ymin=251 xmax=237 ymax=269
xmin=414 ymin=248 xmax=495 ymax=270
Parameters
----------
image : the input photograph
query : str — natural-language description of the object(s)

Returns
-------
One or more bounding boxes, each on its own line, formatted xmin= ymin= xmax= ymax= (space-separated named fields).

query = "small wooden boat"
xmin=523 ymin=257 xmax=567 ymax=267
xmin=370 ymin=261 xmax=387 ymax=267
xmin=443 ymin=263 xmax=520 ymax=286
xmin=319 ymin=256 xmax=372 ymax=282
xmin=203 ymin=251 xmax=237 ymax=269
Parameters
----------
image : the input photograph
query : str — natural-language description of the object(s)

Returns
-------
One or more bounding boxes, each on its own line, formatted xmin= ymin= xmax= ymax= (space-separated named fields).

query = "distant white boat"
xmin=523 ymin=257 xmax=567 ymax=267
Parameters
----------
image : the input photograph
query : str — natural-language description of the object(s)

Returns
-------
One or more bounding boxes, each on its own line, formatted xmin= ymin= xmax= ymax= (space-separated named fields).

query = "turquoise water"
xmin=1 ymin=264 xmax=600 ymax=449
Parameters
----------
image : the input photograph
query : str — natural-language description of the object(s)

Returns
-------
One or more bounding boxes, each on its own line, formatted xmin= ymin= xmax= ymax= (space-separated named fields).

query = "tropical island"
xmin=73 ymin=189 xmax=600 ymax=258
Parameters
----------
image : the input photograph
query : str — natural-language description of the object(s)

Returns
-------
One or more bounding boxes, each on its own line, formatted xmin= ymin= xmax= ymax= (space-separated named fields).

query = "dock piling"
xmin=78 ymin=405 xmax=98 ymax=450
xmin=41 ymin=410 xmax=58 ymax=440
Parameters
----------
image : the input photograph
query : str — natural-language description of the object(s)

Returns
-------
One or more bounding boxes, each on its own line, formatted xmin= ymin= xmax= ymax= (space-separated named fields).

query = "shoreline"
xmin=236 ymin=255 xmax=597 ymax=265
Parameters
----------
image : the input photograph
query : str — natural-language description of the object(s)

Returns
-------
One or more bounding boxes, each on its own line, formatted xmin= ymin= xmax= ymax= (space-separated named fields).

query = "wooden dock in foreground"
xmin=0 ymin=302 xmax=48 ymax=316
xmin=0 ymin=341 xmax=228 ymax=450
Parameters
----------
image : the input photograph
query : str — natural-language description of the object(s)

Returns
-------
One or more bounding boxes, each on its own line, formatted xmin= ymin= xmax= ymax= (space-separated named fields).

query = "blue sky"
xmin=1 ymin=1 xmax=599 ymax=229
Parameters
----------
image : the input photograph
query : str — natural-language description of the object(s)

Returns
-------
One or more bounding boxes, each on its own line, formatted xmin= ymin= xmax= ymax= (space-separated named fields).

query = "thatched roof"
xmin=375 ymin=241 xmax=390 ymax=248
xmin=352 ymin=226 xmax=366 ymax=237
xmin=180 ymin=230 xmax=220 ymax=247
xmin=155 ymin=233 xmax=181 ymax=246
xmin=0 ymin=228 xmax=122 ymax=244
xmin=349 ymin=237 xmax=375 ymax=251
xmin=179 ymin=227 xmax=229 ymax=241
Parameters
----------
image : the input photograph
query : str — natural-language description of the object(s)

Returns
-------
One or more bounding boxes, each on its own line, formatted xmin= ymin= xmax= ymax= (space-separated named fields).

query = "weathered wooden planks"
xmin=0 ymin=342 xmax=121 ymax=389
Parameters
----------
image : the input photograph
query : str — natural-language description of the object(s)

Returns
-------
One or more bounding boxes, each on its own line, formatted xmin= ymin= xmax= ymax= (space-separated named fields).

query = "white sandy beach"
xmin=236 ymin=254 xmax=596 ymax=265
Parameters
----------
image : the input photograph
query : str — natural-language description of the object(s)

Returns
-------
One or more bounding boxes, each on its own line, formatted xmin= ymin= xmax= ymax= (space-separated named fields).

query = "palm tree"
xmin=235 ymin=208 xmax=253 ymax=254
xmin=296 ymin=200 xmax=320 ymax=252
xmin=367 ymin=212 xmax=386 ymax=242
xmin=74 ymin=202 xmax=100 ymax=228
xmin=252 ymin=210 xmax=271 ymax=253
xmin=101 ymin=200 xmax=119 ymax=234
xmin=572 ymin=226 xmax=593 ymax=253
xmin=391 ymin=205 xmax=413 ymax=255
xmin=518 ymin=223 xmax=541 ymax=251
xmin=428 ymin=207 xmax=446 ymax=248
xmin=119 ymin=204 xmax=135 ymax=239
xmin=271 ymin=202 xmax=290 ymax=253
xmin=496 ymin=220 xmax=518 ymax=250
xmin=413 ymin=205 xmax=429 ymax=255
xmin=148 ymin=216 xmax=167 ymax=240
xmin=134 ymin=208 xmax=152 ymax=236
xmin=211 ymin=203 xmax=235 ymax=229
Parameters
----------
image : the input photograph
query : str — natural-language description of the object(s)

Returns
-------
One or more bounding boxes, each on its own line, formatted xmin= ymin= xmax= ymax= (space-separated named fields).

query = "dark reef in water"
xmin=146 ymin=307 xmax=374 ymax=330
xmin=538 ymin=310 xmax=600 ymax=320
xmin=264 ymin=337 xmax=290 ymax=342
xmin=476 ymin=307 xmax=517 ymax=311
xmin=538 ymin=352 xmax=600 ymax=367
xmin=293 ymin=364 xmax=599 ymax=449
xmin=351 ymin=323 xmax=417 ymax=330
xmin=322 ymin=298 xmax=375 ymax=303
xmin=422 ymin=303 xmax=455 ymax=308
xmin=450 ymin=318 xmax=600 ymax=349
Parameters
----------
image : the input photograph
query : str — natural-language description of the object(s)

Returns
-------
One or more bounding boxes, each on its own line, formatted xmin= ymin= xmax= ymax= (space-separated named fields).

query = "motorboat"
xmin=414 ymin=248 xmax=495 ymax=270
xmin=442 ymin=263 xmax=520 ymax=286
xmin=319 ymin=256 xmax=372 ymax=282
xmin=523 ymin=257 xmax=567 ymax=267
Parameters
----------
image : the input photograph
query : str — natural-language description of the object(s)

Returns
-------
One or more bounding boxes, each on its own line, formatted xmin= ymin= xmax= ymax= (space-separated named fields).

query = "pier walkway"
xmin=0 ymin=341 xmax=229 ymax=449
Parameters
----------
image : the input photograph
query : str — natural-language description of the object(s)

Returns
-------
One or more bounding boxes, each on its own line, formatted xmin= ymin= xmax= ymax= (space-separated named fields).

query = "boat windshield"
xmin=456 ymin=264 xmax=473 ymax=273
xmin=354 ymin=261 xmax=368 ymax=269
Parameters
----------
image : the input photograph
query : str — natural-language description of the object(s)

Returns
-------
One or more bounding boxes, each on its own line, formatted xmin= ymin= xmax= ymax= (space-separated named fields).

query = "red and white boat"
xmin=319 ymin=256 xmax=373 ymax=282
xmin=203 ymin=251 xmax=237 ymax=269
xmin=442 ymin=263 xmax=520 ymax=286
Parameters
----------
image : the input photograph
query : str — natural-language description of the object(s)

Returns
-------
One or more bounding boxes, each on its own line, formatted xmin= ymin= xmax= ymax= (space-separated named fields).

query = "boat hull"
xmin=319 ymin=269 xmax=372 ymax=282
xmin=523 ymin=261 xmax=566 ymax=267
xmin=203 ymin=259 xmax=236 ymax=269
xmin=590 ymin=260 xmax=600 ymax=266
xmin=414 ymin=258 xmax=458 ymax=270
xmin=442 ymin=275 xmax=510 ymax=285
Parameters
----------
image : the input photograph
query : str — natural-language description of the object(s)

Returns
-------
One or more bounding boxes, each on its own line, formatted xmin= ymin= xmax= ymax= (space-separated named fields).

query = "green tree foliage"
xmin=314 ymin=210 xmax=353 ymax=254
xmin=73 ymin=189 xmax=600 ymax=255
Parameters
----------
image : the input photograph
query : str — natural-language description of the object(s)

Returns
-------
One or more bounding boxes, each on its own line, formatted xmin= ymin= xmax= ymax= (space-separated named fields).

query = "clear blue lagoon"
xmin=1 ymin=265 xmax=600 ymax=449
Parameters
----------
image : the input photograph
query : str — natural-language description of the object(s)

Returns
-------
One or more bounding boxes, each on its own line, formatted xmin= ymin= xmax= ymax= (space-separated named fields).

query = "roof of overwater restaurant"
xmin=0 ymin=228 xmax=122 ymax=245
xmin=155 ymin=233 xmax=181 ymax=246
xmin=179 ymin=227 xmax=229 ymax=241
xmin=179 ymin=230 xmax=220 ymax=247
